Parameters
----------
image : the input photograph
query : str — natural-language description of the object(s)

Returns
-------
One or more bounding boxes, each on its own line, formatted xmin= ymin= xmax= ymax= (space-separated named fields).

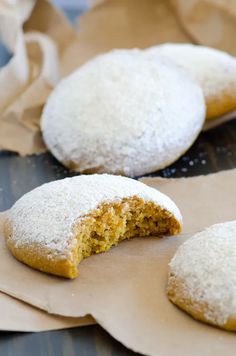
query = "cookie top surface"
xmin=146 ymin=43 xmax=236 ymax=102
xmin=41 ymin=49 xmax=205 ymax=176
xmin=169 ymin=220 xmax=236 ymax=326
xmin=7 ymin=174 xmax=182 ymax=258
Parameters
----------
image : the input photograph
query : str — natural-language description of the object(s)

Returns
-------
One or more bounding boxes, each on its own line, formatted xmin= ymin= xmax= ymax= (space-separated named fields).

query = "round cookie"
xmin=41 ymin=49 xmax=205 ymax=176
xmin=145 ymin=43 xmax=236 ymax=120
xmin=5 ymin=174 xmax=182 ymax=279
xmin=167 ymin=220 xmax=236 ymax=330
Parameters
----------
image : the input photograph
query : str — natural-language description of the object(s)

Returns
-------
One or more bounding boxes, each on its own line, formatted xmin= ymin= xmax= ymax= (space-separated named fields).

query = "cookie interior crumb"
xmin=72 ymin=196 xmax=181 ymax=278
xmin=6 ymin=196 xmax=181 ymax=279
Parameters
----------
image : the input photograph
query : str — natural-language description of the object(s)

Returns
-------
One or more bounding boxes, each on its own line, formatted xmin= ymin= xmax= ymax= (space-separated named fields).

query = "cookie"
xmin=167 ymin=220 xmax=236 ymax=330
xmin=145 ymin=43 xmax=236 ymax=120
xmin=5 ymin=174 xmax=182 ymax=278
xmin=41 ymin=49 xmax=205 ymax=176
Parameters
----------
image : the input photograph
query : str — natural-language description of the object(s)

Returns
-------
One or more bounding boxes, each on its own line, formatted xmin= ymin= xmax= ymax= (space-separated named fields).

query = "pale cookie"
xmin=167 ymin=220 xmax=236 ymax=330
xmin=5 ymin=174 xmax=182 ymax=279
xmin=41 ymin=49 xmax=205 ymax=176
xmin=145 ymin=43 xmax=236 ymax=120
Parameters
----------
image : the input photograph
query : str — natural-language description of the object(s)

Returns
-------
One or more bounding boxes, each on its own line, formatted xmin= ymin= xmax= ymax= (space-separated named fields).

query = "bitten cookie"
xmin=5 ymin=174 xmax=182 ymax=279
xmin=41 ymin=49 xmax=205 ymax=176
xmin=145 ymin=43 xmax=236 ymax=120
xmin=167 ymin=220 xmax=236 ymax=331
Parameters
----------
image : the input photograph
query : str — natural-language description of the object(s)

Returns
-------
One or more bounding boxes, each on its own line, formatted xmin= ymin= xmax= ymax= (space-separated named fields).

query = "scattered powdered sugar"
xmin=169 ymin=220 xmax=236 ymax=325
xmin=145 ymin=43 xmax=236 ymax=100
xmin=41 ymin=49 xmax=205 ymax=177
xmin=8 ymin=174 xmax=182 ymax=259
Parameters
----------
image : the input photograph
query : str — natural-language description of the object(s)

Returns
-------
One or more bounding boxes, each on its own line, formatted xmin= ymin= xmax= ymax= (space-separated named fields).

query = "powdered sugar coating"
xmin=169 ymin=220 xmax=236 ymax=326
xmin=41 ymin=49 xmax=205 ymax=177
xmin=146 ymin=43 xmax=236 ymax=101
xmin=8 ymin=174 xmax=182 ymax=259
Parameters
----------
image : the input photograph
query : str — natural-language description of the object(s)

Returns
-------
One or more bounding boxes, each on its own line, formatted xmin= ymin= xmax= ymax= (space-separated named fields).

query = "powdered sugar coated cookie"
xmin=5 ymin=174 xmax=182 ymax=278
xmin=168 ymin=220 xmax=236 ymax=330
xmin=146 ymin=43 xmax=236 ymax=119
xmin=41 ymin=49 xmax=205 ymax=176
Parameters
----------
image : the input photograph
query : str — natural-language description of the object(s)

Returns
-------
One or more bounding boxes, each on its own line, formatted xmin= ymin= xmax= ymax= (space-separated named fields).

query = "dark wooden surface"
xmin=0 ymin=120 xmax=235 ymax=355
xmin=1 ymin=120 xmax=235 ymax=211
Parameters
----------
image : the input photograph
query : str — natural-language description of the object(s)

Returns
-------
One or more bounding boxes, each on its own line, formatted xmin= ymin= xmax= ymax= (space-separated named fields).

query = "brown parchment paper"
xmin=0 ymin=0 xmax=60 ymax=155
xmin=0 ymin=211 xmax=94 ymax=331
xmin=203 ymin=110 xmax=236 ymax=131
xmin=141 ymin=169 xmax=236 ymax=233
xmin=1 ymin=0 xmax=236 ymax=156
xmin=62 ymin=0 xmax=190 ymax=74
xmin=0 ymin=291 xmax=94 ymax=332
xmin=173 ymin=0 xmax=236 ymax=55
xmin=0 ymin=169 xmax=235 ymax=355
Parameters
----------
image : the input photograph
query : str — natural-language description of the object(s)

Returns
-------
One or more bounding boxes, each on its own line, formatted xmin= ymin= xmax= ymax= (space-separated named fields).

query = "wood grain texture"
xmin=0 ymin=120 xmax=235 ymax=355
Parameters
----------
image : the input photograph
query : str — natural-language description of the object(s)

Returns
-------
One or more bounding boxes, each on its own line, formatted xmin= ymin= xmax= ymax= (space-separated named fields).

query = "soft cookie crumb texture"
xmin=5 ymin=197 xmax=181 ymax=279
xmin=76 ymin=197 xmax=180 ymax=265
xmin=4 ymin=174 xmax=182 ymax=279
